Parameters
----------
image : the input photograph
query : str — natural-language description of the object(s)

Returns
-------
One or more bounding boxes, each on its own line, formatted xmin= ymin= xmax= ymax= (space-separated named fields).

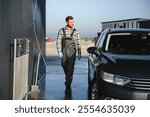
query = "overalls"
xmin=61 ymin=28 xmax=76 ymax=87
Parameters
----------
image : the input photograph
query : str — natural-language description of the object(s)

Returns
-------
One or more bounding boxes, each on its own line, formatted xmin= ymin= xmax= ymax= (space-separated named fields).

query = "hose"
xmin=33 ymin=0 xmax=47 ymax=68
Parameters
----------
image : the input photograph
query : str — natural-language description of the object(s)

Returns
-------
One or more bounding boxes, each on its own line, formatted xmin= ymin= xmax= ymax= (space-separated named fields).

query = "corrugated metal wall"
xmin=0 ymin=0 xmax=46 ymax=99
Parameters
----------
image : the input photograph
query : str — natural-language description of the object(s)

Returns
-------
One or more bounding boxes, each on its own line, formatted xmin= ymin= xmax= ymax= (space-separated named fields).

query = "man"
xmin=56 ymin=16 xmax=81 ymax=91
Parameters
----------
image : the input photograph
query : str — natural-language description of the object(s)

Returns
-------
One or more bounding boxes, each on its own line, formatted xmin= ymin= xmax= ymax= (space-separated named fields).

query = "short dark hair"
xmin=66 ymin=16 xmax=74 ymax=22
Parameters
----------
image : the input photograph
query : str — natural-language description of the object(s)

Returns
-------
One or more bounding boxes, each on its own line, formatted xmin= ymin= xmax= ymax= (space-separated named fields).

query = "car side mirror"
xmin=87 ymin=47 xmax=99 ymax=56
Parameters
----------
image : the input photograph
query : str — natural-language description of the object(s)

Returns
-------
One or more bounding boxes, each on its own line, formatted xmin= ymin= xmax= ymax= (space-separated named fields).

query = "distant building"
xmin=101 ymin=18 xmax=150 ymax=31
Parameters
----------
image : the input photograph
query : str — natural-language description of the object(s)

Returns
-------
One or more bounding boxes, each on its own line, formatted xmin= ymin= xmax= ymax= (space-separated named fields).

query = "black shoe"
xmin=64 ymin=87 xmax=72 ymax=100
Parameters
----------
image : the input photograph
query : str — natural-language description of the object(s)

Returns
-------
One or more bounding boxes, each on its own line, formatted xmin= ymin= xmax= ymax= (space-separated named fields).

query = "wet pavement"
xmin=38 ymin=56 xmax=89 ymax=100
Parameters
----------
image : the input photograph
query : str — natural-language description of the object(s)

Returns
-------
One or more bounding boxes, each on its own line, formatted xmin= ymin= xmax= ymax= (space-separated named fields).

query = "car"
xmin=87 ymin=28 xmax=150 ymax=100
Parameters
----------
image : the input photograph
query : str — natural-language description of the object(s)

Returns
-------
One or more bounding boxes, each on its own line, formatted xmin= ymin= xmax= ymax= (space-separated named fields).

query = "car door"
xmin=88 ymin=32 xmax=106 ymax=80
xmin=89 ymin=32 xmax=105 ymax=65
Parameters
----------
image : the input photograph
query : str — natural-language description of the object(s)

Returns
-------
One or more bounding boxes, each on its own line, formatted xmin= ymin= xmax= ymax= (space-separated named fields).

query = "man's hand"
xmin=58 ymin=52 xmax=63 ymax=59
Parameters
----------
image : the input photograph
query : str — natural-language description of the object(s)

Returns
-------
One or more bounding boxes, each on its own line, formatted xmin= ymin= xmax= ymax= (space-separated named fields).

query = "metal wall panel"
xmin=0 ymin=0 xmax=46 ymax=99
xmin=13 ymin=38 xmax=29 ymax=100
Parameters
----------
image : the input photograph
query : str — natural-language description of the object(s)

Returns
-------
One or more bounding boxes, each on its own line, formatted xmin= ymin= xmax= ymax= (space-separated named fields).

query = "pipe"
xmin=33 ymin=0 xmax=47 ymax=67
xmin=35 ymin=52 xmax=41 ymax=85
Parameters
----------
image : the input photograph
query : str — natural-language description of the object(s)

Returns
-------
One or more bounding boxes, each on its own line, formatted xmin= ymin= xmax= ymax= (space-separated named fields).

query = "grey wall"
xmin=0 ymin=0 xmax=46 ymax=99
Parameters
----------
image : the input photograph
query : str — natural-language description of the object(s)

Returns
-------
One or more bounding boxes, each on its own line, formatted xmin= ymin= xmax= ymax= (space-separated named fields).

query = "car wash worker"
xmin=56 ymin=16 xmax=81 ymax=90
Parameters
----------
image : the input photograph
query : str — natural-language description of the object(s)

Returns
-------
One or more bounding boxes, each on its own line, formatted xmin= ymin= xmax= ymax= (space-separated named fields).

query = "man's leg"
xmin=65 ymin=53 xmax=76 ymax=87
xmin=61 ymin=57 xmax=71 ymax=88
xmin=61 ymin=55 xmax=68 ymax=75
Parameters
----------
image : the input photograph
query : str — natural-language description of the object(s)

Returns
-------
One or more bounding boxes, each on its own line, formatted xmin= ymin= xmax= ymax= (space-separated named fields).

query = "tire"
xmin=87 ymin=63 xmax=99 ymax=100
xmin=91 ymin=80 xmax=99 ymax=100
xmin=88 ymin=60 xmax=105 ymax=100
xmin=89 ymin=79 xmax=105 ymax=100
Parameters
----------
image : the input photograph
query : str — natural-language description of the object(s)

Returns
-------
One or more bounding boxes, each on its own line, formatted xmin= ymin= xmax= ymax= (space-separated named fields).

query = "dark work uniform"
xmin=56 ymin=27 xmax=81 ymax=88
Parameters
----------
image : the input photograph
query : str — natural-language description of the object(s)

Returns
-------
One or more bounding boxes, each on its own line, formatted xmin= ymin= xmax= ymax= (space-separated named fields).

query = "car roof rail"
xmin=108 ymin=28 xmax=111 ymax=31
xmin=104 ymin=28 xmax=111 ymax=32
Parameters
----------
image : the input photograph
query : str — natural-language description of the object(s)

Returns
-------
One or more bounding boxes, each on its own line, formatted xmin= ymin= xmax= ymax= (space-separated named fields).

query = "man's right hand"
xmin=58 ymin=52 xmax=63 ymax=59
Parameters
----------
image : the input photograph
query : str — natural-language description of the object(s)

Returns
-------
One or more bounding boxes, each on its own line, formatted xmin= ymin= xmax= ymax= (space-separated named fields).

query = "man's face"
xmin=67 ymin=19 xmax=74 ymax=28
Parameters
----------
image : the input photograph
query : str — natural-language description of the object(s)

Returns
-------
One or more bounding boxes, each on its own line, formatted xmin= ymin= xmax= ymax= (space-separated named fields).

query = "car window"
xmin=105 ymin=33 xmax=150 ymax=54
xmin=97 ymin=32 xmax=106 ymax=50
xmin=96 ymin=32 xmax=104 ymax=48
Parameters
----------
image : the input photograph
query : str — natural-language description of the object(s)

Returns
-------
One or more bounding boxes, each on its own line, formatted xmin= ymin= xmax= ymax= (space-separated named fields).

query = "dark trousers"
xmin=61 ymin=52 xmax=76 ymax=87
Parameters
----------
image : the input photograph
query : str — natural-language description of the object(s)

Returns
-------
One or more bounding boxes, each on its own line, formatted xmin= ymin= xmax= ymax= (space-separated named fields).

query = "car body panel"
xmin=88 ymin=28 xmax=150 ymax=100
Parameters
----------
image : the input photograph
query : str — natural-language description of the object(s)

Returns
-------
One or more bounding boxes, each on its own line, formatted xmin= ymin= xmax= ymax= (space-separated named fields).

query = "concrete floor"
xmin=37 ymin=56 xmax=89 ymax=100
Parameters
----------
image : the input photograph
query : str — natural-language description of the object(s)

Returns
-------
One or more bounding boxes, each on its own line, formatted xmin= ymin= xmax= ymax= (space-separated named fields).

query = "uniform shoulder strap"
xmin=62 ymin=28 xmax=66 ymax=36
xmin=71 ymin=28 xmax=76 ymax=37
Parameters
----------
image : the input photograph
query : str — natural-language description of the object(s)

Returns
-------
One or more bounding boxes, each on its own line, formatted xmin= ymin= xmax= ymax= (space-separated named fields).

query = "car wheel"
xmin=91 ymin=81 xmax=99 ymax=100
xmin=90 ymin=80 xmax=105 ymax=100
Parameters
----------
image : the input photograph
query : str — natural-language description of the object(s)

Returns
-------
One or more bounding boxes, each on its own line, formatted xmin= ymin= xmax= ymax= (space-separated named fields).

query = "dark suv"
xmin=87 ymin=28 xmax=150 ymax=100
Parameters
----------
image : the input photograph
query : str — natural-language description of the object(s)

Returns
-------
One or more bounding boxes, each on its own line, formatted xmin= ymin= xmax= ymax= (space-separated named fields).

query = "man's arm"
xmin=75 ymin=30 xmax=81 ymax=60
xmin=56 ymin=29 xmax=63 ymax=53
xmin=75 ymin=30 xmax=81 ymax=51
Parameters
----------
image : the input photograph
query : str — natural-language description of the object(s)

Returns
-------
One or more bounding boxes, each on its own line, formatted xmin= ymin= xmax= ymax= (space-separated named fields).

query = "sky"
xmin=46 ymin=0 xmax=150 ymax=39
